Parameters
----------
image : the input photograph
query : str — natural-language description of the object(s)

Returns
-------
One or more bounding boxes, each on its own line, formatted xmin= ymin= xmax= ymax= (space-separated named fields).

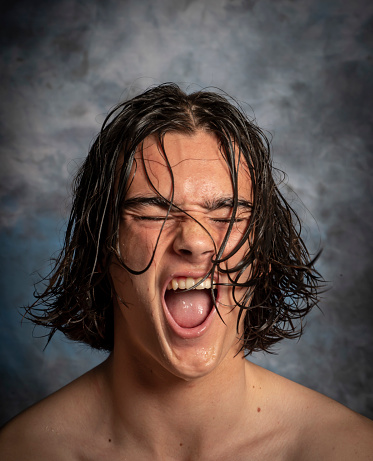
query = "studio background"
xmin=1 ymin=0 xmax=372 ymax=425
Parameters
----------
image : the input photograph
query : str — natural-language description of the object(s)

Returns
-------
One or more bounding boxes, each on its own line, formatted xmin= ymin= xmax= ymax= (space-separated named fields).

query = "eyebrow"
xmin=122 ymin=196 xmax=252 ymax=212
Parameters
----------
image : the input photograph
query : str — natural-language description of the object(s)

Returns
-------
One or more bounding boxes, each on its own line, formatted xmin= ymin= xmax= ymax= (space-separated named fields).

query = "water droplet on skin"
xmin=195 ymin=346 xmax=217 ymax=363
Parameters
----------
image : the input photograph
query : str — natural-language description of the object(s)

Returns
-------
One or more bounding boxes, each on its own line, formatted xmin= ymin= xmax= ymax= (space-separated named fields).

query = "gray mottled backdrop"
xmin=1 ymin=0 xmax=372 ymax=425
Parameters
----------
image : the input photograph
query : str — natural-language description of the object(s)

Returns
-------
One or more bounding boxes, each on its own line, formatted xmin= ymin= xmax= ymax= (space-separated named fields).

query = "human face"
xmin=110 ymin=130 xmax=252 ymax=380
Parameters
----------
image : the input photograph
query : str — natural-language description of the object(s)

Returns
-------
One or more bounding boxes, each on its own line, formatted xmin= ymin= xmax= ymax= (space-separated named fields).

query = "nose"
xmin=172 ymin=217 xmax=215 ymax=264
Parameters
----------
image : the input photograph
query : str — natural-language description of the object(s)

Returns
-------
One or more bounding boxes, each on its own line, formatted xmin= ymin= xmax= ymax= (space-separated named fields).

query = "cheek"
xmin=110 ymin=260 xmax=155 ymax=317
xmin=218 ymin=230 xmax=252 ymax=308
xmin=118 ymin=221 xmax=160 ymax=272
xmin=220 ymin=227 xmax=250 ymax=268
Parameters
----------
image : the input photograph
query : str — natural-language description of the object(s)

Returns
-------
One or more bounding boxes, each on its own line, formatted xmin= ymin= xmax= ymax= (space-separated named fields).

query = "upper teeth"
xmin=167 ymin=277 xmax=213 ymax=291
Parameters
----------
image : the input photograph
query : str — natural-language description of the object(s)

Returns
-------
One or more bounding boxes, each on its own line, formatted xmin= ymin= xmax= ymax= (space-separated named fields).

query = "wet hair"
xmin=27 ymin=83 xmax=323 ymax=355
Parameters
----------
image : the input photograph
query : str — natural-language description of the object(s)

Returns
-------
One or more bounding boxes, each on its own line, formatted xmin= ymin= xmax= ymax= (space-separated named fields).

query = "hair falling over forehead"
xmin=26 ymin=83 xmax=324 ymax=355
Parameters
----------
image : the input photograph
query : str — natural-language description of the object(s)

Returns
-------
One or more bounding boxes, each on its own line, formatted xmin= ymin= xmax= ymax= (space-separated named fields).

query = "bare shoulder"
xmin=0 ymin=363 xmax=108 ymax=461
xmin=297 ymin=386 xmax=373 ymax=461
xmin=247 ymin=362 xmax=373 ymax=460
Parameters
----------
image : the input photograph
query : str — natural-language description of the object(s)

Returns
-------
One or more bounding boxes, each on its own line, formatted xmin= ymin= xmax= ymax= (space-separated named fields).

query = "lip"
xmin=161 ymin=271 xmax=219 ymax=339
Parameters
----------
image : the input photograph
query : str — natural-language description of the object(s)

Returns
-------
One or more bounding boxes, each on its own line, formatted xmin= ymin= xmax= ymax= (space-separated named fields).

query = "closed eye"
xmin=134 ymin=216 xmax=167 ymax=221
xmin=212 ymin=217 xmax=246 ymax=223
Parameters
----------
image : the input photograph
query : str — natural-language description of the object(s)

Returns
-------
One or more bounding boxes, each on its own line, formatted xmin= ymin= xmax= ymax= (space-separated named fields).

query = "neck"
xmin=100 ymin=345 xmax=253 ymax=459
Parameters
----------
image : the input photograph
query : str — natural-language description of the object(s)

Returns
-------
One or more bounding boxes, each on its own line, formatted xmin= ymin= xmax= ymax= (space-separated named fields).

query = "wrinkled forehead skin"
xmin=116 ymin=130 xmax=253 ymax=208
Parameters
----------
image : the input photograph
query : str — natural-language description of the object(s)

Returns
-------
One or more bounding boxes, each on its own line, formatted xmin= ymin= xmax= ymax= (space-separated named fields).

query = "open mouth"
xmin=164 ymin=277 xmax=217 ymax=329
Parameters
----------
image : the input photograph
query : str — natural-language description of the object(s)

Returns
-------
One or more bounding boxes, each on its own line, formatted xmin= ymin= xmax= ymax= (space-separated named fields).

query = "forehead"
xmin=126 ymin=130 xmax=252 ymax=202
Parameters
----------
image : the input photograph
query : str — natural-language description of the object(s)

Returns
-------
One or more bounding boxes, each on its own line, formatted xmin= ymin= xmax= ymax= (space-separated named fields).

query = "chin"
xmin=157 ymin=326 xmax=242 ymax=383
xmin=168 ymin=348 xmax=220 ymax=381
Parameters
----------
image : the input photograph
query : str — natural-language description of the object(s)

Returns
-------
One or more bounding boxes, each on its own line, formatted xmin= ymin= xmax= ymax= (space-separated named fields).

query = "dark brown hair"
xmin=27 ymin=83 xmax=323 ymax=355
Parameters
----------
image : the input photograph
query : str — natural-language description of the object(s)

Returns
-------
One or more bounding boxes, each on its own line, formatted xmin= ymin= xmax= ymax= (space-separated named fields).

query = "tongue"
xmin=165 ymin=290 xmax=212 ymax=328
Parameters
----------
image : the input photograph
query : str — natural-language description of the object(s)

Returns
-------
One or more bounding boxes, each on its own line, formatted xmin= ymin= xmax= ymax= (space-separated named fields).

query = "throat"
xmin=164 ymin=290 xmax=213 ymax=328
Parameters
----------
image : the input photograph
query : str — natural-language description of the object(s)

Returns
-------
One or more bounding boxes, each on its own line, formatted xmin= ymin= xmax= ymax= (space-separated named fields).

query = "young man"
xmin=1 ymin=84 xmax=372 ymax=460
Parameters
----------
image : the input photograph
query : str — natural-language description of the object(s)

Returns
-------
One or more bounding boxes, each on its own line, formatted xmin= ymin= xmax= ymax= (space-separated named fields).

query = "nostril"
xmin=179 ymin=249 xmax=192 ymax=256
xmin=173 ymin=225 xmax=215 ymax=260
